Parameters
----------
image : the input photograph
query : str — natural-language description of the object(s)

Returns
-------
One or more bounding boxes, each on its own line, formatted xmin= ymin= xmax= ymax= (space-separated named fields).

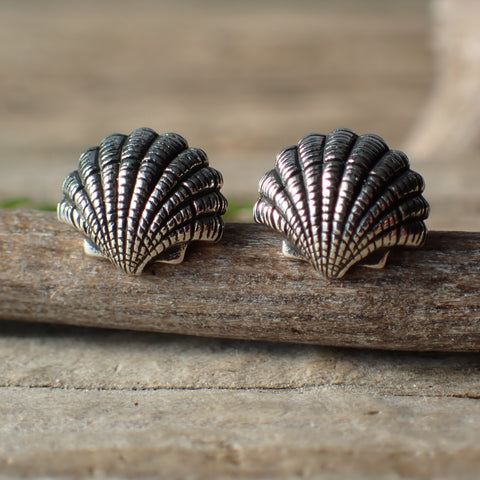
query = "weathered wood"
xmin=1 ymin=320 xmax=479 ymax=396
xmin=1 ymin=210 xmax=479 ymax=351
xmin=2 ymin=318 xmax=480 ymax=479
xmin=2 ymin=387 xmax=480 ymax=479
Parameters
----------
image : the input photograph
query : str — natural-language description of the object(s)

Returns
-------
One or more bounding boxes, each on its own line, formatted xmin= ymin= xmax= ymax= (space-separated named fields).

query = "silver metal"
xmin=58 ymin=127 xmax=227 ymax=275
xmin=253 ymin=127 xmax=429 ymax=279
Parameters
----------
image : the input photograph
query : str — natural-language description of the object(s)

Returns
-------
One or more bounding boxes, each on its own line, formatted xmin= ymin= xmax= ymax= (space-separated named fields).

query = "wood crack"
xmin=1 ymin=384 xmax=479 ymax=400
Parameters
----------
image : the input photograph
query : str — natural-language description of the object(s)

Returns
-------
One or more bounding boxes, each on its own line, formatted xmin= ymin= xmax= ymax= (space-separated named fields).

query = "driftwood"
xmin=0 ymin=209 xmax=479 ymax=352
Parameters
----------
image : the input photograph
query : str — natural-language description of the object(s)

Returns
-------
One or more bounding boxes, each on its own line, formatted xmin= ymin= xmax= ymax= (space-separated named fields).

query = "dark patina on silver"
xmin=254 ymin=127 xmax=429 ymax=279
xmin=58 ymin=127 xmax=227 ymax=275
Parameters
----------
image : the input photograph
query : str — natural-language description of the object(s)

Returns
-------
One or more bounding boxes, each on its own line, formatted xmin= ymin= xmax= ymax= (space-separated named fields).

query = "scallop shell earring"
xmin=58 ymin=127 xmax=227 ymax=275
xmin=253 ymin=127 xmax=429 ymax=279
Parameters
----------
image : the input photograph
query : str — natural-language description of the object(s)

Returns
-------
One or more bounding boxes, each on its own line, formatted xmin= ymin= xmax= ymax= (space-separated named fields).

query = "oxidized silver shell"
xmin=58 ymin=127 xmax=227 ymax=275
xmin=253 ymin=128 xmax=429 ymax=279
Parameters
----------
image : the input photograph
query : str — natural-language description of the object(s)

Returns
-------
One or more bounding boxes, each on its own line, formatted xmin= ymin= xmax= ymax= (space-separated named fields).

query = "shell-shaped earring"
xmin=58 ymin=127 xmax=227 ymax=275
xmin=254 ymin=127 xmax=429 ymax=279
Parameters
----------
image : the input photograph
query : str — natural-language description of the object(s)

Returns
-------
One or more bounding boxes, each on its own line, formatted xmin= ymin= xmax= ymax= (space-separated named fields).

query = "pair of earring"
xmin=58 ymin=126 xmax=429 ymax=280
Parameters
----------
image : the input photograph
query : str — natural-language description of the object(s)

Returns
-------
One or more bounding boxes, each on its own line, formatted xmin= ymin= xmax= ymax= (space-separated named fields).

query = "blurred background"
xmin=1 ymin=0 xmax=479 ymax=229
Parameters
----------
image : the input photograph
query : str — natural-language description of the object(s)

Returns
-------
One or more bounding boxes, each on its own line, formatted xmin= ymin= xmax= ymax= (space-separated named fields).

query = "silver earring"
xmin=58 ymin=127 xmax=227 ymax=275
xmin=254 ymin=127 xmax=429 ymax=279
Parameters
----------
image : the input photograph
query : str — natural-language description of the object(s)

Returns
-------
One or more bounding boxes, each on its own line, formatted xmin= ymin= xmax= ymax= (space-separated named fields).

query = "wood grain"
xmin=2 ymin=387 xmax=480 ymax=479
xmin=1 ymin=210 xmax=479 ymax=351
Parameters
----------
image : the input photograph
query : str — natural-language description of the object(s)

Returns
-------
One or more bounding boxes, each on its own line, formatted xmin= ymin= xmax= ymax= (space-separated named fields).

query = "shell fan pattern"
xmin=58 ymin=127 xmax=227 ymax=275
xmin=253 ymin=128 xmax=429 ymax=279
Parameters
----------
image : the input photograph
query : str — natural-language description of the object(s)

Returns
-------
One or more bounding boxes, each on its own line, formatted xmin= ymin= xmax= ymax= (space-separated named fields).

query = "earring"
xmin=253 ymin=127 xmax=429 ymax=279
xmin=58 ymin=127 xmax=227 ymax=275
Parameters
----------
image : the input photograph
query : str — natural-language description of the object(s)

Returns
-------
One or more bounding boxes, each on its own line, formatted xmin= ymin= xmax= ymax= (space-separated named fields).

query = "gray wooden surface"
xmin=1 ymin=321 xmax=480 ymax=478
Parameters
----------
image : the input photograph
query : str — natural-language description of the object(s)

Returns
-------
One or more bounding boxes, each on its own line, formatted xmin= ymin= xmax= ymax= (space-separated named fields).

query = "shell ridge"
xmin=328 ymin=134 xmax=389 ymax=277
xmin=254 ymin=196 xmax=291 ymax=244
xmin=131 ymin=156 xmax=225 ymax=272
xmin=291 ymin=143 xmax=316 ymax=264
xmin=334 ymin=149 xmax=411 ymax=273
xmin=350 ymin=169 xmax=427 ymax=255
xmin=297 ymin=133 xmax=326 ymax=271
xmin=127 ymin=134 xmax=189 ymax=256
xmin=292 ymin=145 xmax=318 ymax=264
xmin=60 ymin=171 xmax=104 ymax=253
xmin=336 ymin=217 xmax=427 ymax=279
xmin=99 ymin=133 xmax=128 ymax=267
xmin=255 ymin=169 xmax=313 ymax=261
xmin=336 ymin=184 xmax=427 ymax=277
xmin=136 ymin=222 xmax=193 ymax=273
xmin=354 ymin=190 xmax=429 ymax=255
xmin=58 ymin=172 xmax=84 ymax=225
xmin=125 ymin=133 xmax=189 ymax=271
xmin=58 ymin=192 xmax=88 ymax=237
xmin=76 ymin=147 xmax=111 ymax=255
xmin=143 ymin=178 xmax=226 ymax=252
xmin=138 ymin=148 xmax=208 ymax=237
xmin=275 ymin=146 xmax=315 ymax=263
xmin=156 ymin=212 xmax=224 ymax=257
xmin=139 ymin=215 xmax=223 ymax=272
xmin=192 ymin=213 xmax=225 ymax=242
xmin=396 ymin=219 xmax=428 ymax=247
xmin=131 ymin=153 xmax=213 ymax=267
xmin=130 ymin=133 xmax=188 ymax=206
xmin=60 ymin=172 xmax=93 ymax=231
xmin=192 ymin=190 xmax=228 ymax=218
xmin=58 ymin=128 xmax=226 ymax=275
xmin=118 ymin=129 xmax=159 ymax=259
xmin=136 ymin=178 xmax=226 ymax=263
xmin=255 ymin=128 xmax=429 ymax=279
xmin=149 ymin=220 xmax=196 ymax=267
xmin=142 ymin=208 xmax=196 ymax=270
xmin=59 ymin=149 xmax=110 ymax=255
xmin=321 ymin=128 xmax=357 ymax=276
xmin=58 ymin=200 xmax=87 ymax=237
xmin=124 ymin=137 xmax=172 ymax=260
xmin=116 ymin=128 xmax=159 ymax=271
